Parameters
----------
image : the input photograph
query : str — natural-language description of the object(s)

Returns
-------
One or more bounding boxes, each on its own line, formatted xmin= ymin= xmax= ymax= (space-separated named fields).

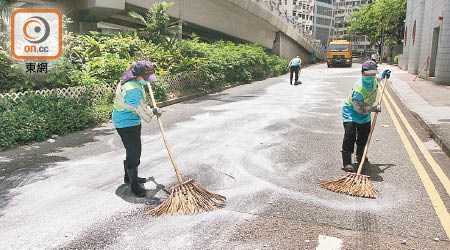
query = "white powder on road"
xmin=0 ymin=66 xmax=404 ymax=249
xmin=316 ymin=235 xmax=343 ymax=250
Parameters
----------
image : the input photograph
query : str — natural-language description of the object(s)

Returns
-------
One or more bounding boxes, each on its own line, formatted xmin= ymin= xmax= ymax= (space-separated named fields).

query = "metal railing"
xmin=0 ymin=72 xmax=204 ymax=103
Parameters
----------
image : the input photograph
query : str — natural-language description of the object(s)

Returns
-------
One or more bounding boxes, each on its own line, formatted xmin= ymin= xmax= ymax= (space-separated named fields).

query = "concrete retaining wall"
xmin=274 ymin=32 xmax=311 ymax=64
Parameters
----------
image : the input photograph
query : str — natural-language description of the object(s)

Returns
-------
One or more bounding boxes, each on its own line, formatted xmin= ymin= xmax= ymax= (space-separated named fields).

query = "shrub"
xmin=0 ymin=30 xmax=288 ymax=149
xmin=1 ymin=31 xmax=287 ymax=93
xmin=181 ymin=39 xmax=288 ymax=88
xmin=148 ymin=81 xmax=169 ymax=102
xmin=0 ymin=89 xmax=114 ymax=150
xmin=0 ymin=50 xmax=27 ymax=92
xmin=394 ymin=54 xmax=401 ymax=64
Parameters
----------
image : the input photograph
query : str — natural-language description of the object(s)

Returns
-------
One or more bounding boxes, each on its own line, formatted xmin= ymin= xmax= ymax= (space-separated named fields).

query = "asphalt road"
xmin=0 ymin=63 xmax=449 ymax=249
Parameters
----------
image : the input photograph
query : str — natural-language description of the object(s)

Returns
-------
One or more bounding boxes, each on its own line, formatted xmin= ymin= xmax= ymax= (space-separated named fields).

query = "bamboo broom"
xmin=144 ymin=83 xmax=226 ymax=216
xmin=318 ymin=76 xmax=389 ymax=198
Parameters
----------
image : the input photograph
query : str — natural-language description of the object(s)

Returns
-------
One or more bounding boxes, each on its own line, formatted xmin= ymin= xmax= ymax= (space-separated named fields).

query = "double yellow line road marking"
xmin=380 ymin=81 xmax=450 ymax=238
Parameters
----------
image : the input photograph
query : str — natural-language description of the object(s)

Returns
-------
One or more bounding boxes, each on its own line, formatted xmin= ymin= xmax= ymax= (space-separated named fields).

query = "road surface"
xmin=0 ymin=63 xmax=449 ymax=249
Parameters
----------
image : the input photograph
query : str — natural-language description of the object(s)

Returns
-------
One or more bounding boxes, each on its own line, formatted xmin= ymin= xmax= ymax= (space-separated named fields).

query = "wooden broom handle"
xmin=146 ymin=83 xmax=184 ymax=184
xmin=356 ymin=77 xmax=388 ymax=175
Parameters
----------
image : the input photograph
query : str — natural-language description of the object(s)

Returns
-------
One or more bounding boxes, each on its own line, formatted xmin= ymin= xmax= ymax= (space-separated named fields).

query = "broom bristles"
xmin=145 ymin=179 xmax=226 ymax=216
xmin=318 ymin=173 xmax=380 ymax=198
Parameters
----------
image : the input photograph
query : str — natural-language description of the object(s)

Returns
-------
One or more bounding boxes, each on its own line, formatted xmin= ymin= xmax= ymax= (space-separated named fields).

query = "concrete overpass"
xmin=10 ymin=0 xmax=327 ymax=62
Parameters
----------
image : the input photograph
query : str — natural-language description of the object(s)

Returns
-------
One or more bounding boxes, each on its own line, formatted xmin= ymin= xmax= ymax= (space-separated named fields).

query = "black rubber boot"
xmin=124 ymin=161 xmax=146 ymax=184
xmin=341 ymin=151 xmax=354 ymax=172
xmin=355 ymin=146 xmax=370 ymax=167
xmin=126 ymin=167 xmax=147 ymax=197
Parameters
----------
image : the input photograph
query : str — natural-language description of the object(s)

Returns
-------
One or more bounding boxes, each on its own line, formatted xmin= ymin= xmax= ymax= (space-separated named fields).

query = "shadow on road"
xmin=0 ymin=127 xmax=115 ymax=213
xmin=184 ymin=92 xmax=262 ymax=105
xmin=184 ymin=93 xmax=230 ymax=104
xmin=115 ymin=176 xmax=170 ymax=205
xmin=362 ymin=163 xmax=395 ymax=182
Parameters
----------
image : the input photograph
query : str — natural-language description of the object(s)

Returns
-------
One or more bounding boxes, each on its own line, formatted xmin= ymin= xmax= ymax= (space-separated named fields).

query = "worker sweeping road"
xmin=288 ymin=55 xmax=302 ymax=85
xmin=113 ymin=61 xmax=161 ymax=197
xmin=341 ymin=60 xmax=391 ymax=172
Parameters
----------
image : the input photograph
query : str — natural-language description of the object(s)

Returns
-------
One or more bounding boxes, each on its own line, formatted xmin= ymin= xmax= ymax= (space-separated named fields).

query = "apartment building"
xmin=313 ymin=0 xmax=334 ymax=47
xmin=276 ymin=0 xmax=334 ymax=47
xmin=276 ymin=0 xmax=314 ymax=36
xmin=333 ymin=0 xmax=372 ymax=55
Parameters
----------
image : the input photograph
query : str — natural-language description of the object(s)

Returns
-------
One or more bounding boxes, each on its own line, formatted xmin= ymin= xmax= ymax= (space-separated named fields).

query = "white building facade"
xmin=313 ymin=0 xmax=335 ymax=47
xmin=399 ymin=0 xmax=450 ymax=85
xmin=274 ymin=0 xmax=334 ymax=47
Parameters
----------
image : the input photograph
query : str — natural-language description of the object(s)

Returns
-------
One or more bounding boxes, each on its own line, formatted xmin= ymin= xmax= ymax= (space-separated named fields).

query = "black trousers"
xmin=116 ymin=124 xmax=142 ymax=169
xmin=342 ymin=122 xmax=371 ymax=155
xmin=290 ymin=65 xmax=299 ymax=84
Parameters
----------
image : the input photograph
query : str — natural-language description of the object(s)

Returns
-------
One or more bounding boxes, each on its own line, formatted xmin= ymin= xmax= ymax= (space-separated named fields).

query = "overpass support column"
xmin=272 ymin=32 xmax=281 ymax=57
xmin=272 ymin=32 xmax=311 ymax=64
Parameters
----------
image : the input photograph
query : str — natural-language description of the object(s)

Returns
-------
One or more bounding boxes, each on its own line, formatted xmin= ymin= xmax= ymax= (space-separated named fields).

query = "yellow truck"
xmin=327 ymin=40 xmax=352 ymax=67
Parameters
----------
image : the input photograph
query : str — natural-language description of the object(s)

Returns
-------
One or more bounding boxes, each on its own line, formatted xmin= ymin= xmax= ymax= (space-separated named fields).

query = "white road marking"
xmin=316 ymin=235 xmax=343 ymax=250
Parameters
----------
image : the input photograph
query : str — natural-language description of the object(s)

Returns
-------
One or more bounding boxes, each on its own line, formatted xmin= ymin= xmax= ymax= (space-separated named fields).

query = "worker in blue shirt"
xmin=113 ymin=61 xmax=161 ymax=197
xmin=288 ymin=56 xmax=302 ymax=85
xmin=341 ymin=60 xmax=391 ymax=172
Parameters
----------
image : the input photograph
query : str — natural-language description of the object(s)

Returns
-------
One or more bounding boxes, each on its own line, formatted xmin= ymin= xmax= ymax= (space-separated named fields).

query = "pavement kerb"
xmin=156 ymin=82 xmax=248 ymax=108
xmin=157 ymin=91 xmax=208 ymax=108
xmin=386 ymin=65 xmax=450 ymax=158
xmin=155 ymin=66 xmax=306 ymax=108
xmin=409 ymin=110 xmax=450 ymax=158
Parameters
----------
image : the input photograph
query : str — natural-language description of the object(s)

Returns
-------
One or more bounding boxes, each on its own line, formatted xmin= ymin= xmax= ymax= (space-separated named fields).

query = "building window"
xmin=317 ymin=6 xmax=333 ymax=16
xmin=293 ymin=10 xmax=297 ymax=16
xmin=316 ymin=17 xmax=331 ymax=26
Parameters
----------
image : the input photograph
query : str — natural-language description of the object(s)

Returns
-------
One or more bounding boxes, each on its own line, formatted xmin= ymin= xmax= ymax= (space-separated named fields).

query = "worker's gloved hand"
xmin=152 ymin=108 xmax=161 ymax=116
xmin=370 ymin=105 xmax=381 ymax=113
xmin=381 ymin=69 xmax=391 ymax=79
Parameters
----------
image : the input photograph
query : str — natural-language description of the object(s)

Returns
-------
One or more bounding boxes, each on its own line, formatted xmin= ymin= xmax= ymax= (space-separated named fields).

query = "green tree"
xmin=129 ymin=1 xmax=180 ymax=49
xmin=348 ymin=0 xmax=406 ymax=56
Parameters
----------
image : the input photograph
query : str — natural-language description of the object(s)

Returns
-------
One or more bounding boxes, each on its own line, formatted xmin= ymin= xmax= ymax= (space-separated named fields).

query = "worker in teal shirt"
xmin=341 ymin=60 xmax=390 ymax=172
xmin=113 ymin=61 xmax=161 ymax=197
xmin=288 ymin=56 xmax=302 ymax=85
xmin=113 ymin=79 xmax=151 ymax=128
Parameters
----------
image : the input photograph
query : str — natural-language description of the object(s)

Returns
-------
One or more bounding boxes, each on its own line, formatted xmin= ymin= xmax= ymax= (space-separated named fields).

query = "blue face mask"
xmin=139 ymin=79 xmax=149 ymax=85
xmin=362 ymin=76 xmax=376 ymax=83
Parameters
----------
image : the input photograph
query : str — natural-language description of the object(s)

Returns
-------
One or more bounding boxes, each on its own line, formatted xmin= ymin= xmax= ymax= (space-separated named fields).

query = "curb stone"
xmin=385 ymin=64 xmax=450 ymax=158
xmin=156 ymin=80 xmax=267 ymax=108
xmin=409 ymin=111 xmax=450 ymax=158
